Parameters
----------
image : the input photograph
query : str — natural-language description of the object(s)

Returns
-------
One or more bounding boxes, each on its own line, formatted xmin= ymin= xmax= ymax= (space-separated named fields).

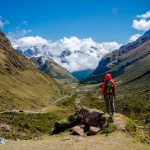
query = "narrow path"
xmin=41 ymin=95 xmax=73 ymax=112
xmin=0 ymin=95 xmax=72 ymax=114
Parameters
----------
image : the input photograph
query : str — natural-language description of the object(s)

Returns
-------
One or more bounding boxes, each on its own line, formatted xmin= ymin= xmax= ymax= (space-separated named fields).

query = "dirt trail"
xmin=0 ymin=95 xmax=72 ymax=114
xmin=0 ymin=132 xmax=149 ymax=150
xmin=41 ymin=95 xmax=72 ymax=112
xmin=0 ymin=84 xmax=99 ymax=114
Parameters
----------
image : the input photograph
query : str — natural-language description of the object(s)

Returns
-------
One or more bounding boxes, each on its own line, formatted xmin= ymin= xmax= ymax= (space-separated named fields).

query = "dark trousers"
xmin=104 ymin=95 xmax=115 ymax=114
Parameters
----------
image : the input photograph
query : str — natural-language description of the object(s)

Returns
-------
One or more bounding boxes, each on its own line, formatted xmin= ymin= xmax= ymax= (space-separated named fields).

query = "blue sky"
xmin=0 ymin=0 xmax=150 ymax=43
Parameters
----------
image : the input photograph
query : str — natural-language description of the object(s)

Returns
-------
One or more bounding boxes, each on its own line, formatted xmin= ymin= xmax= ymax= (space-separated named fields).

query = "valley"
xmin=0 ymin=81 xmax=149 ymax=138
xmin=0 ymin=27 xmax=150 ymax=150
xmin=0 ymin=82 xmax=149 ymax=149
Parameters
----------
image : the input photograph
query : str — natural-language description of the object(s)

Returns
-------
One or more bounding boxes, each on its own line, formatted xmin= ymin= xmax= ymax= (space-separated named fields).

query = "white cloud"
xmin=132 ymin=10 xmax=150 ymax=31
xmin=129 ymin=33 xmax=141 ymax=42
xmin=0 ymin=18 xmax=9 ymax=29
xmin=137 ymin=10 xmax=150 ymax=19
xmin=9 ymin=35 xmax=121 ymax=72
xmin=132 ymin=19 xmax=150 ymax=31
xmin=0 ymin=20 xmax=4 ymax=28
xmin=7 ymin=29 xmax=32 ymax=40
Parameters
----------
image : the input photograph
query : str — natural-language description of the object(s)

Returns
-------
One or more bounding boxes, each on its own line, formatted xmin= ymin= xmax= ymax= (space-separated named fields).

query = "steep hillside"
xmin=0 ymin=31 xmax=63 ymax=111
xmin=83 ymin=30 xmax=150 ymax=84
xmin=30 ymin=56 xmax=78 ymax=83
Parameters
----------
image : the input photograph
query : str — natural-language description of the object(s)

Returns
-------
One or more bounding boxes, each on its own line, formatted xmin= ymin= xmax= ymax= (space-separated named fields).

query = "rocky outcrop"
xmin=52 ymin=108 xmax=114 ymax=136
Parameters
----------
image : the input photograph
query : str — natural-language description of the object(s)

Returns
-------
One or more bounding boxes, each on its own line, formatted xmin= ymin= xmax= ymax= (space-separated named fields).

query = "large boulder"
xmin=75 ymin=108 xmax=105 ymax=127
xmin=52 ymin=108 xmax=113 ymax=135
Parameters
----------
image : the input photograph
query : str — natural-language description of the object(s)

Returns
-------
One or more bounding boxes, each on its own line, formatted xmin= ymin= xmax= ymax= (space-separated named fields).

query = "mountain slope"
xmin=83 ymin=30 xmax=150 ymax=84
xmin=30 ymin=56 xmax=78 ymax=83
xmin=0 ymin=31 xmax=63 ymax=111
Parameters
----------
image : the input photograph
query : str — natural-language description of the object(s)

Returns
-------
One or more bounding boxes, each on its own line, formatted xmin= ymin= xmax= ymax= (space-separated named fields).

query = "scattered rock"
xmin=70 ymin=125 xmax=85 ymax=136
xmin=87 ymin=126 xmax=100 ymax=135
xmin=33 ymin=136 xmax=42 ymax=141
xmin=62 ymin=137 xmax=84 ymax=142
xmin=19 ymin=110 xmax=24 ymax=113
xmin=0 ymin=137 xmax=8 ymax=144
xmin=138 ymin=126 xmax=144 ymax=129
xmin=62 ymin=138 xmax=73 ymax=141
xmin=0 ymin=124 xmax=12 ymax=132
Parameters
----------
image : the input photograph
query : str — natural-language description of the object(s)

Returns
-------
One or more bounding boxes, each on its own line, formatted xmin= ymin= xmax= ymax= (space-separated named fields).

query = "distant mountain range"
xmin=13 ymin=37 xmax=120 ymax=81
xmin=83 ymin=30 xmax=150 ymax=84
xmin=30 ymin=56 xmax=78 ymax=83
xmin=71 ymin=69 xmax=93 ymax=81
xmin=0 ymin=31 xmax=62 ymax=111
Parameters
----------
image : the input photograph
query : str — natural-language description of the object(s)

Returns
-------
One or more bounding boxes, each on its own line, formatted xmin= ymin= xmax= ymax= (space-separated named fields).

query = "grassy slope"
xmin=0 ymin=32 xmax=63 ymax=111
xmin=0 ymin=70 xmax=63 ymax=111
xmin=0 ymin=93 xmax=77 ymax=139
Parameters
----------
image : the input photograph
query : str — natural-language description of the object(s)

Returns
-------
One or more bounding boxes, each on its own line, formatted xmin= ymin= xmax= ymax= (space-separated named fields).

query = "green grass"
xmin=79 ymin=93 xmax=104 ymax=110
xmin=56 ymin=94 xmax=76 ymax=108
xmin=0 ymin=70 xmax=64 ymax=111
xmin=100 ymin=123 xmax=117 ymax=134
xmin=0 ymin=107 xmax=74 ymax=140
xmin=125 ymin=117 xmax=150 ymax=143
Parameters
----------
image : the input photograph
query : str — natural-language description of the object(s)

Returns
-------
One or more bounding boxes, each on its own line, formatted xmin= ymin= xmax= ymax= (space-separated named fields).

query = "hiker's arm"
xmin=112 ymin=80 xmax=116 ymax=98
xmin=101 ymin=82 xmax=105 ymax=97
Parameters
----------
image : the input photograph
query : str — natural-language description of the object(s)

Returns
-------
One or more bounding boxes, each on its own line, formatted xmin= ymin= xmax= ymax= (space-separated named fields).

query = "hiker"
xmin=101 ymin=73 xmax=116 ymax=114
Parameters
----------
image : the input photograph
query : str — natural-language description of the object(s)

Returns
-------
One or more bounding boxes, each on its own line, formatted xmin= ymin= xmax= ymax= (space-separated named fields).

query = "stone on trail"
xmin=70 ymin=125 xmax=85 ymax=136
xmin=0 ymin=137 xmax=8 ymax=144
xmin=87 ymin=126 xmax=100 ymax=135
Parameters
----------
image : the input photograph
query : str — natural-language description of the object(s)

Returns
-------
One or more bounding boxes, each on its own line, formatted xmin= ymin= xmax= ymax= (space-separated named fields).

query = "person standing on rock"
xmin=101 ymin=73 xmax=116 ymax=114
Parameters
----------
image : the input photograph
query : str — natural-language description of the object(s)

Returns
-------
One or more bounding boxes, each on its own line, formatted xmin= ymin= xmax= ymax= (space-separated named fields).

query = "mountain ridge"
xmin=82 ymin=30 xmax=150 ymax=84
xmin=0 ymin=31 xmax=63 ymax=111
xmin=30 ymin=56 xmax=78 ymax=83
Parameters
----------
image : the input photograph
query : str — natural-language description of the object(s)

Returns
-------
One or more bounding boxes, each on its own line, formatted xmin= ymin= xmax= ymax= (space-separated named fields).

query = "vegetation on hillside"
xmin=30 ymin=56 xmax=78 ymax=83
xmin=0 ymin=31 xmax=64 ymax=111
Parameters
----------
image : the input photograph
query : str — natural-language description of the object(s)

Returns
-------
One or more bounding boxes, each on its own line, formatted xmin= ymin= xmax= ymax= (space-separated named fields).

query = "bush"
xmin=101 ymin=123 xmax=117 ymax=135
